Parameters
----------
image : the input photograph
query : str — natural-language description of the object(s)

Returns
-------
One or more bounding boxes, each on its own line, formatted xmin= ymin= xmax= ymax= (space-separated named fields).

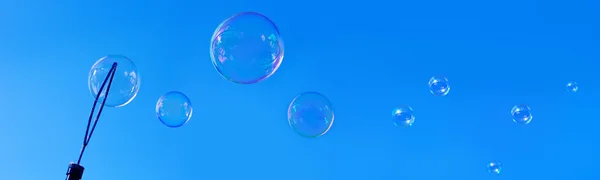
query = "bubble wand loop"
xmin=65 ymin=62 xmax=117 ymax=180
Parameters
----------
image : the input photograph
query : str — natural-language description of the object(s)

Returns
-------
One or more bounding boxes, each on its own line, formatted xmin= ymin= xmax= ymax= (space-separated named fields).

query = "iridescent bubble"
xmin=392 ymin=106 xmax=415 ymax=127
xmin=156 ymin=91 xmax=193 ymax=128
xmin=566 ymin=81 xmax=578 ymax=92
xmin=88 ymin=55 xmax=141 ymax=108
xmin=210 ymin=12 xmax=284 ymax=84
xmin=487 ymin=161 xmax=502 ymax=174
xmin=511 ymin=104 xmax=532 ymax=125
xmin=428 ymin=75 xmax=450 ymax=96
xmin=287 ymin=92 xmax=334 ymax=138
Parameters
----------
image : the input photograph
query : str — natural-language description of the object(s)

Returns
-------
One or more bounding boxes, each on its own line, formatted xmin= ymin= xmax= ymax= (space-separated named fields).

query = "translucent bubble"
xmin=210 ymin=12 xmax=284 ymax=84
xmin=428 ymin=75 xmax=450 ymax=96
xmin=287 ymin=92 xmax=334 ymax=138
xmin=487 ymin=161 xmax=502 ymax=174
xmin=156 ymin=91 xmax=193 ymax=128
xmin=392 ymin=106 xmax=415 ymax=127
xmin=511 ymin=104 xmax=532 ymax=125
xmin=88 ymin=55 xmax=141 ymax=108
xmin=566 ymin=81 xmax=578 ymax=92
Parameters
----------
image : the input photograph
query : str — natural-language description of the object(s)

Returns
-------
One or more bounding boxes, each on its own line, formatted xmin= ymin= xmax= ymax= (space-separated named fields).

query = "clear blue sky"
xmin=0 ymin=0 xmax=599 ymax=179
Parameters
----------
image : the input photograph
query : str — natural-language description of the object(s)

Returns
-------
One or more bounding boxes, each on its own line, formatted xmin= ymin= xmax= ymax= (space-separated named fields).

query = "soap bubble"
xmin=487 ymin=161 xmax=502 ymax=174
xmin=428 ymin=75 xmax=450 ymax=96
xmin=511 ymin=104 xmax=532 ymax=125
xmin=156 ymin=91 xmax=193 ymax=128
xmin=210 ymin=12 xmax=284 ymax=84
xmin=88 ymin=55 xmax=140 ymax=108
xmin=566 ymin=81 xmax=578 ymax=92
xmin=287 ymin=92 xmax=334 ymax=138
xmin=392 ymin=106 xmax=415 ymax=127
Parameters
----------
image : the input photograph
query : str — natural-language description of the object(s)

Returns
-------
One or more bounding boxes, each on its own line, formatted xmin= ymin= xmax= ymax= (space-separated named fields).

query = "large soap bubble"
xmin=210 ymin=12 xmax=284 ymax=84
xmin=287 ymin=92 xmax=334 ymax=138
xmin=88 ymin=55 xmax=141 ymax=108
xmin=156 ymin=91 xmax=193 ymax=128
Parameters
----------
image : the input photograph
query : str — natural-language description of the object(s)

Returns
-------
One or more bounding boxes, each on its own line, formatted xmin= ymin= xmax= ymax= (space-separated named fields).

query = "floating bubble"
xmin=156 ymin=91 xmax=193 ymax=128
xmin=511 ymin=104 xmax=532 ymax=125
xmin=428 ymin=75 xmax=450 ymax=96
xmin=392 ymin=106 xmax=415 ymax=127
xmin=88 ymin=55 xmax=141 ymax=108
xmin=487 ymin=161 xmax=502 ymax=174
xmin=287 ymin=92 xmax=334 ymax=138
xmin=210 ymin=12 xmax=284 ymax=84
xmin=566 ymin=81 xmax=578 ymax=92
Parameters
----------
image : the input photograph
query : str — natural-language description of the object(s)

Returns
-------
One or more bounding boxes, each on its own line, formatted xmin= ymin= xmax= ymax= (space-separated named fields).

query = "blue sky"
xmin=0 ymin=0 xmax=599 ymax=179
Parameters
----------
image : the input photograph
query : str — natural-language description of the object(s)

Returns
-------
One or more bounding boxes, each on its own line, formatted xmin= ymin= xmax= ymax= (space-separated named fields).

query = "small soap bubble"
xmin=88 ymin=55 xmax=141 ymax=108
xmin=392 ymin=106 xmax=415 ymax=127
xmin=566 ymin=81 xmax=578 ymax=92
xmin=428 ymin=75 xmax=450 ymax=96
xmin=156 ymin=91 xmax=193 ymax=128
xmin=487 ymin=161 xmax=502 ymax=174
xmin=210 ymin=12 xmax=284 ymax=84
xmin=287 ymin=92 xmax=334 ymax=138
xmin=511 ymin=104 xmax=532 ymax=125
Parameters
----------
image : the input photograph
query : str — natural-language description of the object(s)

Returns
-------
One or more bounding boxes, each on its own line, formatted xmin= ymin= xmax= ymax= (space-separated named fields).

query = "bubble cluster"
xmin=77 ymin=10 xmax=588 ymax=178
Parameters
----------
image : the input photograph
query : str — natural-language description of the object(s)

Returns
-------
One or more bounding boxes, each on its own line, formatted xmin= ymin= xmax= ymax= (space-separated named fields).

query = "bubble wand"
xmin=65 ymin=62 xmax=117 ymax=180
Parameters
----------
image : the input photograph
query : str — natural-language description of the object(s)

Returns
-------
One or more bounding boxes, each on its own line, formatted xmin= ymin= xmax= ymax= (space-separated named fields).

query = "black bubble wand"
xmin=65 ymin=62 xmax=117 ymax=180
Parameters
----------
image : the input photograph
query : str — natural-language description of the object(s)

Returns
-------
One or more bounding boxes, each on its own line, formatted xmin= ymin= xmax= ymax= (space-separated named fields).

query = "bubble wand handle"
xmin=78 ymin=62 xmax=117 ymax=164
xmin=66 ymin=62 xmax=117 ymax=180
